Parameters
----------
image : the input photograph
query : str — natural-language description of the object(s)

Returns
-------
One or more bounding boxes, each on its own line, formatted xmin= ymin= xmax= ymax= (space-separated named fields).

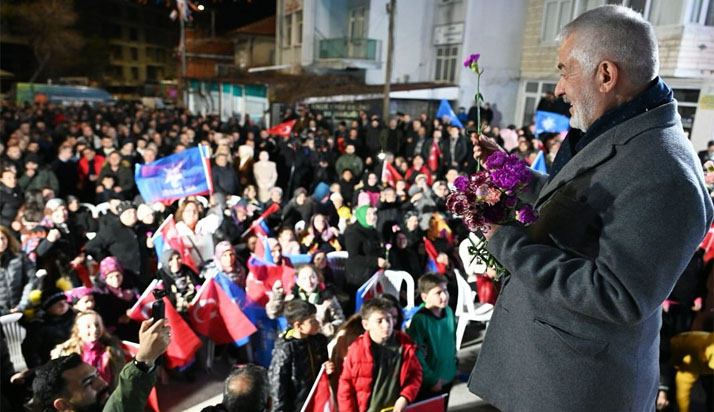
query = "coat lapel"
xmin=535 ymin=134 xmax=616 ymax=210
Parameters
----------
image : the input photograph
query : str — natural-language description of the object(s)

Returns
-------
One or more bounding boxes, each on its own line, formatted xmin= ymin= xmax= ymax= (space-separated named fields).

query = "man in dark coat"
xmin=0 ymin=167 xmax=22 ymax=229
xmin=21 ymin=288 xmax=76 ymax=368
xmin=85 ymin=201 xmax=152 ymax=290
xmin=469 ymin=6 xmax=714 ymax=412
xmin=50 ymin=143 xmax=79 ymax=198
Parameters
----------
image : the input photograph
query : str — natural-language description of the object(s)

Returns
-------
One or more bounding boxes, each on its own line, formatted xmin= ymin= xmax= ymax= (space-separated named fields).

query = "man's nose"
xmin=554 ymin=79 xmax=565 ymax=99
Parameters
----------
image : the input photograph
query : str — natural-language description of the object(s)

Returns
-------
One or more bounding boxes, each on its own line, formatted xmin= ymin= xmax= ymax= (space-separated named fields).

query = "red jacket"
xmin=78 ymin=155 xmax=105 ymax=182
xmin=337 ymin=331 xmax=423 ymax=412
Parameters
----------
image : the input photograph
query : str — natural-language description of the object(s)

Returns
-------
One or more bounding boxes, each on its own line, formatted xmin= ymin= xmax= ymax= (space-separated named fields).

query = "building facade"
xmin=516 ymin=0 xmax=714 ymax=149
xmin=275 ymin=0 xmax=528 ymax=126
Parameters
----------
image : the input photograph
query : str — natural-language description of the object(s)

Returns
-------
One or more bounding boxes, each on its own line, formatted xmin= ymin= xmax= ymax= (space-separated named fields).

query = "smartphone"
xmin=152 ymin=289 xmax=168 ymax=321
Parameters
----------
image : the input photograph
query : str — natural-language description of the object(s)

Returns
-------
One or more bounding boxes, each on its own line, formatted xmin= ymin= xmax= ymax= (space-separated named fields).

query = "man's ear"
xmin=54 ymin=398 xmax=73 ymax=412
xmin=597 ymin=60 xmax=619 ymax=93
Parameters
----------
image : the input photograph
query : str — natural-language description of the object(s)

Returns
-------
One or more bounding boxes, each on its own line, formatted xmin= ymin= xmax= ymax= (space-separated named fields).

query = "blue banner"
xmin=535 ymin=110 xmax=570 ymax=136
xmin=436 ymin=99 xmax=464 ymax=128
xmin=135 ymin=146 xmax=212 ymax=204
xmin=530 ymin=151 xmax=548 ymax=174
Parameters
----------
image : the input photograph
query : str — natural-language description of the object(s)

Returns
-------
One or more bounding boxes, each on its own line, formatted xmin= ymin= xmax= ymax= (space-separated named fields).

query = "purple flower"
xmin=516 ymin=205 xmax=538 ymax=224
xmin=483 ymin=205 xmax=506 ymax=224
xmin=490 ymin=169 xmax=519 ymax=191
xmin=446 ymin=192 xmax=469 ymax=216
xmin=463 ymin=53 xmax=480 ymax=68
xmin=454 ymin=176 xmax=469 ymax=192
xmin=503 ymin=195 xmax=518 ymax=208
xmin=485 ymin=151 xmax=507 ymax=169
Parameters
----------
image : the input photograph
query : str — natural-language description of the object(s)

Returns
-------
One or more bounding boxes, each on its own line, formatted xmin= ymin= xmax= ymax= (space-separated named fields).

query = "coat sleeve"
xmin=488 ymin=177 xmax=712 ymax=326
xmin=399 ymin=345 xmax=423 ymax=403
xmin=268 ymin=342 xmax=293 ymax=412
xmin=337 ymin=350 xmax=359 ymax=412
xmin=17 ymin=257 xmax=36 ymax=311
xmin=102 ymin=361 xmax=157 ymax=412
xmin=406 ymin=314 xmax=438 ymax=388
xmin=265 ymin=291 xmax=286 ymax=319
xmin=345 ymin=229 xmax=379 ymax=274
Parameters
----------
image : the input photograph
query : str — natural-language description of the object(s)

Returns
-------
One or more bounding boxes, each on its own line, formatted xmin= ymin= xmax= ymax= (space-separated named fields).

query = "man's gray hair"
xmin=557 ymin=5 xmax=659 ymax=88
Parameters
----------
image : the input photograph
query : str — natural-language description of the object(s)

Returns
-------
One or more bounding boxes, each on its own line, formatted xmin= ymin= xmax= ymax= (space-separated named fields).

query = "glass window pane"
xmin=650 ymin=0 xmax=683 ymax=25
xmin=558 ymin=1 xmax=573 ymax=30
xmin=435 ymin=59 xmax=442 ymax=81
xmin=673 ymin=89 xmax=701 ymax=103
xmin=542 ymin=83 xmax=557 ymax=93
xmin=542 ymin=1 xmax=559 ymax=42
xmin=526 ymin=82 xmax=539 ymax=93
xmin=523 ymin=97 xmax=537 ymax=126
xmin=628 ymin=0 xmax=646 ymax=14
xmin=449 ymin=58 xmax=456 ymax=82
xmin=706 ymin=0 xmax=714 ymax=25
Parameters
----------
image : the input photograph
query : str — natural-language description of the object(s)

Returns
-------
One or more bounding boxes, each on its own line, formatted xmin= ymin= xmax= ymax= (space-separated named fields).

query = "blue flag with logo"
xmin=535 ymin=110 xmax=570 ymax=136
xmin=135 ymin=146 xmax=213 ymax=204
xmin=436 ymin=99 xmax=463 ymax=128
xmin=530 ymin=150 xmax=548 ymax=174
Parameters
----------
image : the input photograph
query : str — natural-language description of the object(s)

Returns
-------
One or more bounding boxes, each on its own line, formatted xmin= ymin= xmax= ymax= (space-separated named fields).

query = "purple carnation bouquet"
xmin=447 ymin=151 xmax=538 ymax=279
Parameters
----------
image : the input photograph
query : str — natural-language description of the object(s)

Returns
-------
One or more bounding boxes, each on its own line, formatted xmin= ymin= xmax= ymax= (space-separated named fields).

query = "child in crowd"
xmin=268 ymin=300 xmax=333 ymax=412
xmin=407 ymin=273 xmax=457 ymax=409
xmin=65 ymin=287 xmax=95 ymax=312
xmin=50 ymin=310 xmax=127 ymax=390
xmin=338 ymin=296 xmax=422 ymax=412
xmin=158 ymin=249 xmax=202 ymax=313
xmin=267 ymin=264 xmax=345 ymax=337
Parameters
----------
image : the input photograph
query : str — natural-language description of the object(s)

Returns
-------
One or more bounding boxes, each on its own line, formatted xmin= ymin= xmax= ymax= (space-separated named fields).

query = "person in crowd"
xmin=236 ymin=145 xmax=255 ymax=188
xmin=201 ymin=364 xmax=272 ymax=412
xmin=66 ymin=195 xmax=97 ymax=235
xmin=212 ymin=146 xmax=240 ymax=196
xmin=299 ymin=213 xmax=341 ymax=254
xmin=267 ymin=264 xmax=345 ymax=337
xmin=50 ymin=310 xmax=127 ymax=390
xmin=267 ymin=300 xmax=333 ymax=412
xmin=201 ymin=241 xmax=247 ymax=288
xmin=253 ymin=150 xmax=278 ymax=203
xmin=306 ymin=181 xmax=340 ymax=228
xmin=277 ymin=227 xmax=301 ymax=256
xmin=18 ymin=153 xmax=59 ymax=194
xmin=407 ymin=274 xmax=457 ymax=408
xmin=22 ymin=287 xmax=77 ymax=368
xmin=344 ymin=206 xmax=387 ymax=310
xmin=31 ymin=317 xmax=170 ymax=412
xmin=85 ymin=201 xmax=152 ymax=289
xmin=158 ymin=249 xmax=202 ymax=314
xmin=92 ymin=256 xmax=138 ymax=340
xmin=77 ymin=146 xmax=104 ymax=202
xmin=281 ymin=187 xmax=311 ymax=229
xmin=50 ymin=143 xmax=79 ymax=199
xmin=174 ymin=199 xmax=222 ymax=269
xmin=0 ymin=166 xmax=22 ymax=230
xmin=0 ymin=225 xmax=36 ymax=315
xmin=337 ymin=297 xmax=422 ymax=412
xmin=97 ymin=150 xmax=134 ymax=197
xmin=335 ymin=143 xmax=364 ymax=179
xmin=352 ymin=172 xmax=381 ymax=208
xmin=338 ymin=168 xmax=356 ymax=209
xmin=65 ymin=286 xmax=96 ymax=312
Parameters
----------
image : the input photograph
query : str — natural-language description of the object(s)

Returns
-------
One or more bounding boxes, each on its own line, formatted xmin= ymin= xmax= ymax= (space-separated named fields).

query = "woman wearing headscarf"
xmin=92 ymin=257 xmax=139 ymax=341
xmin=343 ymin=205 xmax=387 ymax=313
xmin=201 ymin=241 xmax=247 ymax=288
xmin=158 ymin=249 xmax=202 ymax=314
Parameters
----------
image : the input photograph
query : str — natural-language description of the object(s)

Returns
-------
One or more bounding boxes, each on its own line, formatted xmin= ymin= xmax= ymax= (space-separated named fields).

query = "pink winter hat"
xmin=99 ymin=256 xmax=123 ymax=280
xmin=65 ymin=286 xmax=93 ymax=304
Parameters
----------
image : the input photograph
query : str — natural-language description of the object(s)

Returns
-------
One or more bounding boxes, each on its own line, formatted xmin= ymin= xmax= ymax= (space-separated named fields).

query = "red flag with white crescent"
xmin=266 ymin=120 xmax=296 ymax=138
xmin=187 ymin=277 xmax=257 ymax=344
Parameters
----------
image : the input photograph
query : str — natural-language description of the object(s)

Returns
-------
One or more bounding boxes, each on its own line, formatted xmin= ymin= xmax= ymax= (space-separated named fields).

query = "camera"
xmin=152 ymin=288 xmax=168 ymax=321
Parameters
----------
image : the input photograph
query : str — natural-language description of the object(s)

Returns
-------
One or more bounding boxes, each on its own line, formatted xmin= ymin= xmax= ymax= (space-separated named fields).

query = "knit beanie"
xmin=99 ymin=256 xmax=123 ymax=280
xmin=41 ymin=287 xmax=67 ymax=310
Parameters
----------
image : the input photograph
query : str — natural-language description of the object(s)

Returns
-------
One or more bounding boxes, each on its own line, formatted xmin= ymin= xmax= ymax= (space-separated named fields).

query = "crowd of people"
xmin=0 ymin=97 xmax=711 ymax=412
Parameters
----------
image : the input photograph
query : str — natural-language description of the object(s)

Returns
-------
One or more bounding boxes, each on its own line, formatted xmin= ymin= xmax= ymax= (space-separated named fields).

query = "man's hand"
xmin=393 ymin=396 xmax=409 ymax=412
xmin=481 ymin=223 xmax=501 ymax=241
xmin=656 ymin=390 xmax=669 ymax=411
xmin=47 ymin=229 xmax=61 ymax=243
xmin=471 ymin=134 xmax=504 ymax=164
xmin=377 ymin=257 xmax=389 ymax=269
xmin=324 ymin=361 xmax=335 ymax=375
xmin=431 ymin=378 xmax=445 ymax=392
xmin=135 ymin=318 xmax=171 ymax=367
xmin=692 ymin=298 xmax=703 ymax=312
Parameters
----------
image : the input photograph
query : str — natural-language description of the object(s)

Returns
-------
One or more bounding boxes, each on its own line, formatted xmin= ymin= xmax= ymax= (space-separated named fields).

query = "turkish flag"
xmin=405 ymin=394 xmax=447 ymax=412
xmin=381 ymin=161 xmax=403 ymax=188
xmin=266 ymin=120 xmax=296 ymax=138
xmin=128 ymin=280 xmax=202 ymax=369
xmin=120 ymin=341 xmax=160 ymax=412
xmin=246 ymin=255 xmax=295 ymax=306
xmin=423 ymin=237 xmax=447 ymax=275
xmin=699 ymin=223 xmax=714 ymax=263
xmin=152 ymin=215 xmax=199 ymax=273
xmin=187 ymin=277 xmax=257 ymax=345
xmin=300 ymin=365 xmax=335 ymax=412
xmin=428 ymin=140 xmax=441 ymax=172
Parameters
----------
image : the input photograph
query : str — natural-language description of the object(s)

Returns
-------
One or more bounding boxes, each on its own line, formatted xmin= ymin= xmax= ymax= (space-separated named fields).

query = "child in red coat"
xmin=337 ymin=297 xmax=423 ymax=412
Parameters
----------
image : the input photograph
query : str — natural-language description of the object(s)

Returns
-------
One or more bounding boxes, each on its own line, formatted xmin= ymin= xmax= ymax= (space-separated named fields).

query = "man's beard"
xmin=73 ymin=388 xmax=110 ymax=412
xmin=564 ymin=86 xmax=597 ymax=132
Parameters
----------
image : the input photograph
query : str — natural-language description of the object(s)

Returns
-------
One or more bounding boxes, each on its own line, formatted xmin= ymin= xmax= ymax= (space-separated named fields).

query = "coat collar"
xmin=535 ymin=101 xmax=680 ymax=209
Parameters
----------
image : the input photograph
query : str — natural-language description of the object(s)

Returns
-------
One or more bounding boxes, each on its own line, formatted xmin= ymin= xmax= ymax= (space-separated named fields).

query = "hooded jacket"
xmin=0 ymin=251 xmax=35 ymax=314
xmin=158 ymin=249 xmax=201 ymax=313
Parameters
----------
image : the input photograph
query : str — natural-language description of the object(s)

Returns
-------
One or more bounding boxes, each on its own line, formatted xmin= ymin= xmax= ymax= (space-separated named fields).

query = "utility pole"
xmin=179 ymin=11 xmax=187 ymax=106
xmin=382 ymin=0 xmax=395 ymax=122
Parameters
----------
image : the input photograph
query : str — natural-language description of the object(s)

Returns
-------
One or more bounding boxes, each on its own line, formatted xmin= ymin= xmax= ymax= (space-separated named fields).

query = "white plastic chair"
xmin=80 ymin=203 xmax=98 ymax=219
xmin=1 ymin=313 xmax=27 ymax=372
xmin=95 ymin=202 xmax=111 ymax=217
xmin=454 ymin=269 xmax=493 ymax=350
xmin=384 ymin=270 xmax=415 ymax=309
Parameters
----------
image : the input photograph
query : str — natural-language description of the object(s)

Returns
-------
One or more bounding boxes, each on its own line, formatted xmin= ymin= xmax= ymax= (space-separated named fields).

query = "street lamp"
xmin=197 ymin=4 xmax=205 ymax=11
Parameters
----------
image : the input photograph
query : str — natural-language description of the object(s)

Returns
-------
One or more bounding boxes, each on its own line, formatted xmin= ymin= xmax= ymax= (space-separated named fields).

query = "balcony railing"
xmin=318 ymin=37 xmax=380 ymax=60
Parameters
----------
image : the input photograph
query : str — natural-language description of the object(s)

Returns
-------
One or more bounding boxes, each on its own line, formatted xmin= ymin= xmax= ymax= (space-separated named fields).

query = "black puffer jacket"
xmin=0 ymin=183 xmax=22 ymax=228
xmin=85 ymin=221 xmax=152 ymax=289
xmin=0 ymin=251 xmax=35 ymax=314
xmin=267 ymin=330 xmax=328 ymax=412
xmin=344 ymin=223 xmax=383 ymax=288
xmin=21 ymin=308 xmax=76 ymax=368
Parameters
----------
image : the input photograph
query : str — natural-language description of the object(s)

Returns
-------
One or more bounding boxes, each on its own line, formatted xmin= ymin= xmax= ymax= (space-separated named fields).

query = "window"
xmin=130 ymin=28 xmax=138 ymax=42
xmin=520 ymin=81 xmax=559 ymax=127
xmin=111 ymin=45 xmax=123 ymax=60
xmin=673 ymin=88 xmax=701 ymax=137
xmin=130 ymin=47 xmax=139 ymax=61
xmin=283 ymin=14 xmax=292 ymax=47
xmin=541 ymin=0 xmax=573 ymax=43
xmin=131 ymin=67 xmax=139 ymax=80
xmin=649 ymin=0 xmax=684 ymax=25
xmin=434 ymin=46 xmax=459 ymax=83
xmin=349 ymin=7 xmax=367 ymax=39
xmin=295 ymin=10 xmax=303 ymax=45
xmin=689 ymin=0 xmax=714 ymax=25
